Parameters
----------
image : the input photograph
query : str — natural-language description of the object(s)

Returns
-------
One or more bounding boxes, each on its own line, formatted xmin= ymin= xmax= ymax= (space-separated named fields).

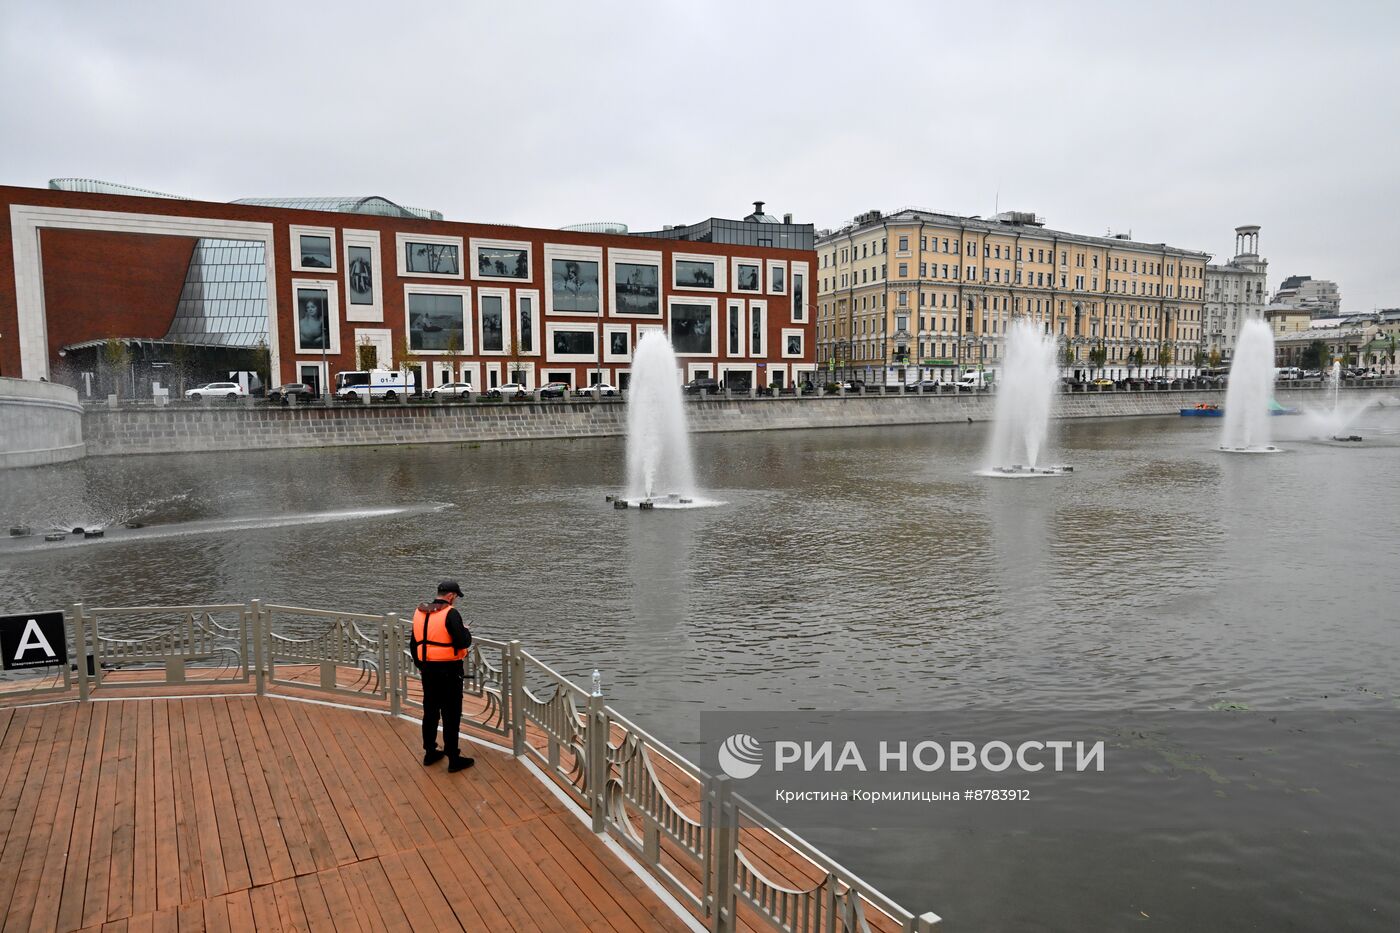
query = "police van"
xmin=333 ymin=369 xmax=419 ymax=401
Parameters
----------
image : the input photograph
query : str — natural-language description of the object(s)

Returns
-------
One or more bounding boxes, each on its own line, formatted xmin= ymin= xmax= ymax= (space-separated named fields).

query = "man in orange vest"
xmin=412 ymin=580 xmax=475 ymax=772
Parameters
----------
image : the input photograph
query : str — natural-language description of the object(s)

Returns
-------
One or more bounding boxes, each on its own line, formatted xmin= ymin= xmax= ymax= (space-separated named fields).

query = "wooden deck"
xmin=0 ymin=694 xmax=695 ymax=933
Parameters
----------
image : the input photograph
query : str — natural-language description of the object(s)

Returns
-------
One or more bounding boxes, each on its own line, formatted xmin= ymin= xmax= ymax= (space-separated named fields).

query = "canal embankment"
xmin=64 ymin=385 xmax=1390 ymax=458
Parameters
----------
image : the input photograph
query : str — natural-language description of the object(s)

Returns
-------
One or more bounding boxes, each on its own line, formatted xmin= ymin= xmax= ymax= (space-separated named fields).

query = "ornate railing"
xmin=85 ymin=603 xmax=250 ymax=687
xmin=0 ymin=602 xmax=940 ymax=931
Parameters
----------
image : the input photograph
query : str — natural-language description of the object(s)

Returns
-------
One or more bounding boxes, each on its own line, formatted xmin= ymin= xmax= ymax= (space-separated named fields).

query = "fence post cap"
xmin=917 ymin=910 xmax=943 ymax=929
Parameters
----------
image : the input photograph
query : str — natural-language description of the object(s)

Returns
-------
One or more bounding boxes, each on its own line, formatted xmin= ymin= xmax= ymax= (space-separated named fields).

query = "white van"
xmin=1274 ymin=367 xmax=1301 ymax=382
xmin=334 ymin=369 xmax=419 ymax=401
xmin=956 ymin=370 xmax=996 ymax=391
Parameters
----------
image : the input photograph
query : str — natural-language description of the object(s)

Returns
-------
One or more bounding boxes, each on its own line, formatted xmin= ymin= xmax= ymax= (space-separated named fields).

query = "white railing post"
xmin=386 ymin=612 xmax=401 ymax=716
xmin=710 ymin=775 xmax=737 ymax=933
xmin=70 ymin=601 xmax=88 ymax=702
xmin=586 ymin=692 xmax=608 ymax=834
xmin=509 ymin=640 xmax=526 ymax=757
xmin=252 ymin=599 xmax=266 ymax=695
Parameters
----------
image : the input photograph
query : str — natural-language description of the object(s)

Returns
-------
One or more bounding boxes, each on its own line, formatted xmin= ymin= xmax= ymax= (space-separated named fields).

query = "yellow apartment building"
xmin=815 ymin=208 xmax=1209 ymax=384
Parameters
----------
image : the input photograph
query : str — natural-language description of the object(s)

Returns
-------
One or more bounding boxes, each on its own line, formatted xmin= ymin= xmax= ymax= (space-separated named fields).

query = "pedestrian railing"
xmin=0 ymin=601 xmax=940 ymax=932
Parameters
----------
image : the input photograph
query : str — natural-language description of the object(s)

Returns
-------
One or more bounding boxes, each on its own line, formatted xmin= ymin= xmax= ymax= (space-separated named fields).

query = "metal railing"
xmin=0 ymin=601 xmax=940 ymax=932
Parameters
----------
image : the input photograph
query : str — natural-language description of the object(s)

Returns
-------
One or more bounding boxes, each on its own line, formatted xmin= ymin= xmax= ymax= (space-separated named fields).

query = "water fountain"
xmin=616 ymin=331 xmax=701 ymax=508
xmin=1219 ymin=318 xmax=1281 ymax=453
xmin=1294 ymin=359 xmax=1373 ymax=442
xmin=982 ymin=318 xmax=1072 ymax=476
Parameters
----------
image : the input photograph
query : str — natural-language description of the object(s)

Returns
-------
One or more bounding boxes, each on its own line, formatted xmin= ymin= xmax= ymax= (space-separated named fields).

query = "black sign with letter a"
xmin=1 ymin=611 xmax=68 ymax=670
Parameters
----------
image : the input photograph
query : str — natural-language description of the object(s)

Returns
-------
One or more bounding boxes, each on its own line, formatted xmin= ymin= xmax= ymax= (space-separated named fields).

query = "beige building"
xmin=1204 ymin=225 xmax=1268 ymax=361
xmin=815 ymin=208 xmax=1209 ymax=384
xmin=1265 ymin=304 xmax=1312 ymax=336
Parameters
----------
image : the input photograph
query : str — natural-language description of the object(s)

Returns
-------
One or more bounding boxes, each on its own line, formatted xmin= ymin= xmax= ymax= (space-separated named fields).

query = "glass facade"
xmin=163 ymin=238 xmax=268 ymax=348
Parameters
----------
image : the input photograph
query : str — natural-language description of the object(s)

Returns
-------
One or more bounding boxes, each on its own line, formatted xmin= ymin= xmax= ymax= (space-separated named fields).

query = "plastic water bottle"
xmin=591 ymin=668 xmax=602 ymax=697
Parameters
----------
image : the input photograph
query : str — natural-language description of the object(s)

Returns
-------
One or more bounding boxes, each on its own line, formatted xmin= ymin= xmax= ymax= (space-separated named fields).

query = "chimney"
xmin=752 ymin=200 xmax=765 ymax=216
xmin=782 ymin=212 xmax=793 ymax=224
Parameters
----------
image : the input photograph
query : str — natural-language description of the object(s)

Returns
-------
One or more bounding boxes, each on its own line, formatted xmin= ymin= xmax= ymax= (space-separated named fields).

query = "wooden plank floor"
xmin=0 ymin=696 xmax=694 ymax=933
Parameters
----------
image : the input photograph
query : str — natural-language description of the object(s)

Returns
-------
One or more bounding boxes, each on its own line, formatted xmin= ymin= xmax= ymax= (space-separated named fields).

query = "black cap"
xmin=437 ymin=580 xmax=464 ymax=597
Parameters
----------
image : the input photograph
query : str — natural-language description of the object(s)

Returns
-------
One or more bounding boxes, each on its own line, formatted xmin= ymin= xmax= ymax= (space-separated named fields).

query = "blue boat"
xmin=1180 ymin=405 xmax=1223 ymax=417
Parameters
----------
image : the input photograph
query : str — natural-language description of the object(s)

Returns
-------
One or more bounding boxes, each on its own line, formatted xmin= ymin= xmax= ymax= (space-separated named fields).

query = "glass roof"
xmin=232 ymin=196 xmax=443 ymax=221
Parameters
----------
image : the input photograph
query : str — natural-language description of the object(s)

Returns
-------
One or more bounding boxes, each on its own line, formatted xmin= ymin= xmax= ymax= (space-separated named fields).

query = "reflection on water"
xmin=3 ymin=410 xmax=1400 ymax=929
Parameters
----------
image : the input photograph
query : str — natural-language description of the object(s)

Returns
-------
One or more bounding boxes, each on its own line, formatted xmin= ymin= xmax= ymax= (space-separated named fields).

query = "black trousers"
xmin=419 ymin=661 xmax=464 ymax=755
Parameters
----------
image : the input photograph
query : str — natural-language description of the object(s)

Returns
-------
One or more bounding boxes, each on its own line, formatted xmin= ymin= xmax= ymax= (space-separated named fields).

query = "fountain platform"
xmin=980 ymin=465 xmax=1074 ymax=478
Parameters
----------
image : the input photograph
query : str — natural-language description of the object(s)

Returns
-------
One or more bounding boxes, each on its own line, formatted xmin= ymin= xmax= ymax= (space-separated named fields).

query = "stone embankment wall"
xmin=76 ymin=386 xmax=1381 ymax=458
xmin=0 ymin=377 xmax=85 ymax=468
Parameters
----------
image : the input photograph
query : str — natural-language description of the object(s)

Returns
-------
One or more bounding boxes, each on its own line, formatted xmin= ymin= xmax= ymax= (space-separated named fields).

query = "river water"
xmin=3 ymin=408 xmax=1399 ymax=930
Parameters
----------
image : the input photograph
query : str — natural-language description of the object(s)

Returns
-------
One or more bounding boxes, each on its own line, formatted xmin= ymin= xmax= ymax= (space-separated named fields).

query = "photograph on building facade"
xmin=675 ymin=259 xmax=716 ymax=288
xmin=610 ymin=331 xmax=628 ymax=356
xmin=786 ymin=334 xmax=802 ymax=355
xmin=296 ymin=288 xmax=329 ymax=349
xmin=299 ymin=235 xmax=332 ymax=269
xmin=406 ymin=241 xmax=460 ymax=275
xmin=614 ymin=262 xmax=659 ymax=314
xmin=736 ymin=263 xmax=760 ymax=291
xmin=407 ymin=292 xmax=464 ymax=351
xmin=481 ymin=295 xmax=504 ymax=352
xmin=552 ymin=329 xmax=595 ymax=355
xmin=552 ymin=258 xmax=599 ymax=312
xmin=792 ymin=273 xmax=804 ymax=317
xmin=518 ymin=301 xmax=534 ymax=352
xmin=347 ymin=246 xmax=374 ymax=304
xmin=477 ymin=246 xmax=529 ymax=279
xmin=670 ymin=304 xmax=713 ymax=354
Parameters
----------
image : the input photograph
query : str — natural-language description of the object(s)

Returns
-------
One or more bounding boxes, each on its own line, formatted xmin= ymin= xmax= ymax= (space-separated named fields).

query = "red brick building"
xmin=1 ymin=183 xmax=816 ymax=396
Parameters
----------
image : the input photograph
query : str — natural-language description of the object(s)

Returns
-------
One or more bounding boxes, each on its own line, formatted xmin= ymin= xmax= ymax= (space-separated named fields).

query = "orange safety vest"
xmin=411 ymin=602 xmax=467 ymax=663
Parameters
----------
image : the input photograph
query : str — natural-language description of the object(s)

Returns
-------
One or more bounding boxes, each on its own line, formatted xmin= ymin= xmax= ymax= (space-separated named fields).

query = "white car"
xmin=573 ymin=383 xmax=617 ymax=397
xmin=429 ymin=382 xmax=474 ymax=399
xmin=184 ymin=382 xmax=246 ymax=400
xmin=487 ymin=382 xmax=529 ymax=398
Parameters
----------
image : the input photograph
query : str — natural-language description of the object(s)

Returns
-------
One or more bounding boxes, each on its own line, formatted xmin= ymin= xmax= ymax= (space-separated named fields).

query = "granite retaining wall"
xmin=76 ymin=385 xmax=1379 ymax=458
xmin=0 ymin=377 xmax=86 ymax=468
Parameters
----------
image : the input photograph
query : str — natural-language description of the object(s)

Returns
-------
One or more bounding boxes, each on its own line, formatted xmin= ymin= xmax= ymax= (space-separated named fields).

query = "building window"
xmin=406 ymin=241 xmax=460 ymax=276
xmin=407 ymin=292 xmax=465 ymax=352
xmin=898 ymin=236 xmax=909 ymax=251
xmin=346 ymin=246 xmax=374 ymax=305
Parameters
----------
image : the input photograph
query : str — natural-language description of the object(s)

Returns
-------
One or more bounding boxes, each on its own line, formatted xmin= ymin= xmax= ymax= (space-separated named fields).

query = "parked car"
xmin=267 ymin=383 xmax=314 ymax=403
xmin=839 ymin=380 xmax=867 ymax=392
xmin=483 ymin=382 xmax=528 ymax=399
xmin=429 ymin=382 xmax=474 ymax=399
xmin=1091 ymin=378 xmax=1114 ymax=388
xmin=185 ymin=382 xmax=246 ymax=400
xmin=682 ymin=377 xmax=720 ymax=395
xmin=573 ymin=383 xmax=618 ymax=397
xmin=907 ymin=380 xmax=941 ymax=393
xmin=539 ymin=382 xmax=570 ymax=399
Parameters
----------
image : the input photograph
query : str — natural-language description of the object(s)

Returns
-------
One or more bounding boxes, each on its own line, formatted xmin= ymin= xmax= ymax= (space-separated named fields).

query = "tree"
xmin=393 ymin=332 xmax=417 ymax=399
xmin=101 ymin=338 xmax=131 ymax=399
xmin=1192 ymin=348 xmax=1207 ymax=373
xmin=1208 ymin=347 xmax=1222 ymax=370
xmin=1127 ymin=346 xmax=1143 ymax=377
xmin=1088 ymin=342 xmax=1108 ymax=377
xmin=1300 ymin=340 xmax=1328 ymax=371
xmin=503 ymin=337 xmax=528 ymax=386
xmin=170 ymin=342 xmax=194 ymax=395
xmin=356 ymin=338 xmax=378 ymax=372
xmin=1059 ymin=340 xmax=1074 ymax=373
xmin=250 ymin=340 xmax=271 ymax=396
xmin=1156 ymin=344 xmax=1173 ymax=377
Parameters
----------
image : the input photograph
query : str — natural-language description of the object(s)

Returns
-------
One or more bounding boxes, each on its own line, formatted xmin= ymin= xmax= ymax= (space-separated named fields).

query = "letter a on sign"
xmin=1 ymin=611 xmax=68 ymax=670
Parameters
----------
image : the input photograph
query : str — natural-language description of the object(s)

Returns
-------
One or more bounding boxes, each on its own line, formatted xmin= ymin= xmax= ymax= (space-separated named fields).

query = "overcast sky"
xmin=3 ymin=0 xmax=1398 ymax=308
